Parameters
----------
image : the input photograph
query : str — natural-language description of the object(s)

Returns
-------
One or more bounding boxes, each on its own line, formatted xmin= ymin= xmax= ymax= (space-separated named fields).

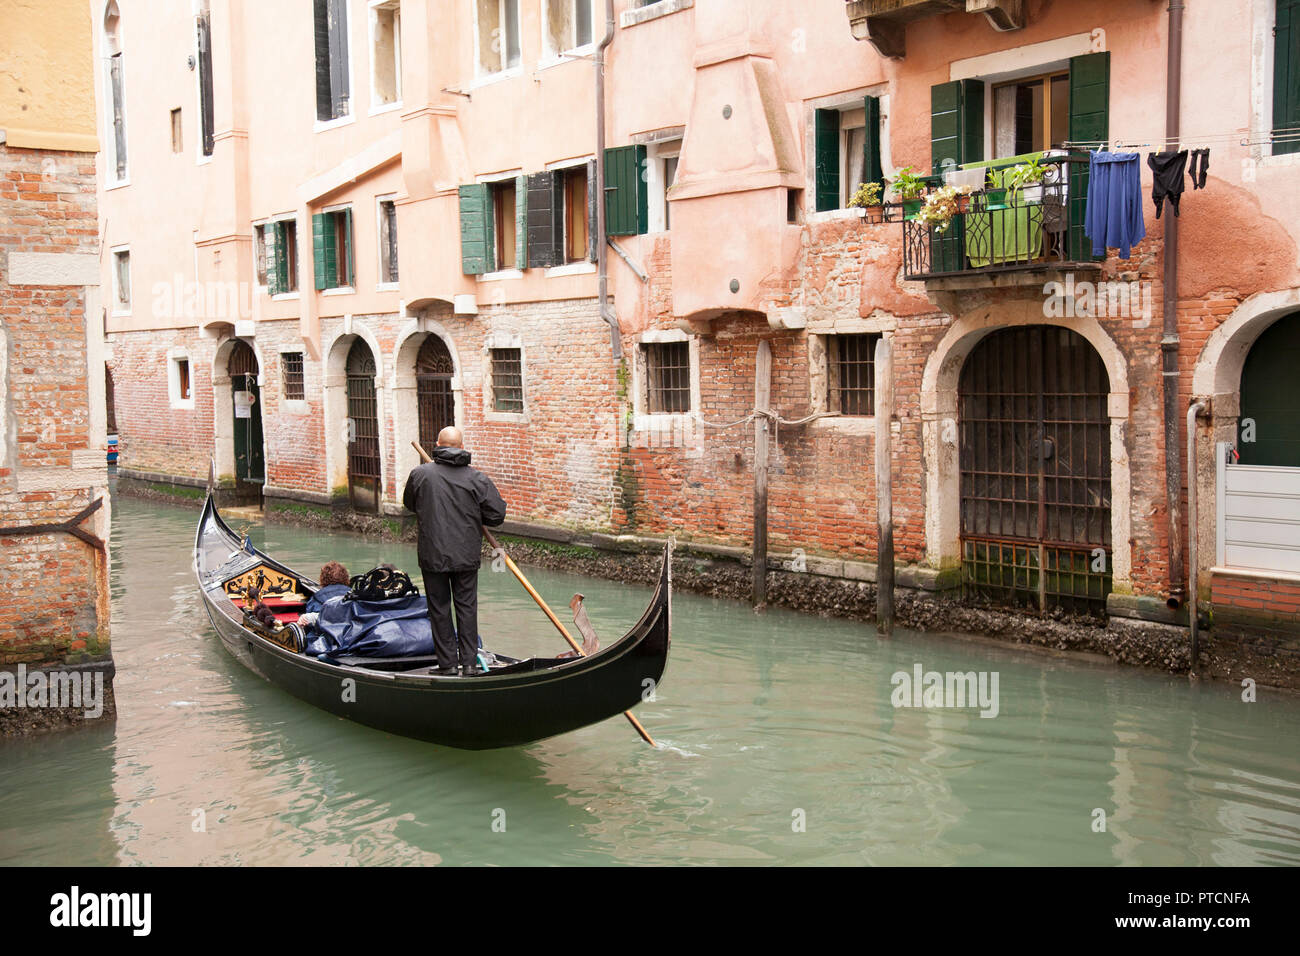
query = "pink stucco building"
xmin=97 ymin=0 xmax=1300 ymax=669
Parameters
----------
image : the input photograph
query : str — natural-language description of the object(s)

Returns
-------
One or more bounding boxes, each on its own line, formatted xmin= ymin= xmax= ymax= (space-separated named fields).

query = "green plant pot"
xmin=983 ymin=187 xmax=1008 ymax=210
xmin=902 ymin=198 xmax=923 ymax=220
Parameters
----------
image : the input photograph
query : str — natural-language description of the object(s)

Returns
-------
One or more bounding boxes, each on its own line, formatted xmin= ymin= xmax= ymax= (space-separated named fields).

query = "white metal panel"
xmin=1219 ymin=462 xmax=1300 ymax=574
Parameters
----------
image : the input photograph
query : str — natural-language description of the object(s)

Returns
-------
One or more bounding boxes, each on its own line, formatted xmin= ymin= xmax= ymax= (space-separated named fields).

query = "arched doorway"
xmin=416 ymin=335 xmax=455 ymax=452
xmin=346 ymin=339 xmax=381 ymax=513
xmin=229 ymin=340 xmax=264 ymax=501
xmin=1238 ymin=311 xmax=1300 ymax=467
xmin=959 ymin=326 xmax=1112 ymax=614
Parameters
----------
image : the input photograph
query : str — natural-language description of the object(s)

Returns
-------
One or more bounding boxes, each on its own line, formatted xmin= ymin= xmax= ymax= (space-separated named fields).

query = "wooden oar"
xmin=411 ymin=441 xmax=657 ymax=747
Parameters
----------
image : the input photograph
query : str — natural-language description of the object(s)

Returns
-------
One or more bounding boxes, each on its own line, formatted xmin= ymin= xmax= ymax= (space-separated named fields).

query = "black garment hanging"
xmin=1147 ymin=150 xmax=1189 ymax=218
xmin=1189 ymin=148 xmax=1210 ymax=189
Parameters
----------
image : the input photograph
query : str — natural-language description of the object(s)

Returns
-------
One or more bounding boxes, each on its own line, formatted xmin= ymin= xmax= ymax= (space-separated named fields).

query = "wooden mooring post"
xmin=753 ymin=339 xmax=772 ymax=609
xmin=875 ymin=335 xmax=894 ymax=636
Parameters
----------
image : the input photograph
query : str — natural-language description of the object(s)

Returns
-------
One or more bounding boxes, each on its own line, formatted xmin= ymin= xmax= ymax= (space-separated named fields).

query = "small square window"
xmin=282 ymin=352 xmax=305 ymax=401
xmin=644 ymin=341 xmax=691 ymax=413
xmin=829 ymin=334 xmax=879 ymax=416
xmin=490 ymin=348 xmax=524 ymax=413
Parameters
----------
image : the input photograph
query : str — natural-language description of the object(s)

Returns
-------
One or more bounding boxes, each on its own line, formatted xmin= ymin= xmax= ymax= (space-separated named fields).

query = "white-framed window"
xmin=315 ymin=203 xmax=355 ymax=292
xmin=102 ymin=1 xmax=128 ymax=184
xmin=369 ymin=0 xmax=401 ymax=112
xmin=111 ymin=246 xmax=131 ymax=314
xmin=314 ymin=0 xmax=352 ymax=125
xmin=196 ymin=1 xmax=215 ymax=158
xmin=644 ymin=138 xmax=682 ymax=233
xmin=258 ymin=214 xmax=300 ymax=297
xmin=376 ymin=194 xmax=399 ymax=286
xmin=474 ymin=0 xmax=522 ymax=79
xmin=631 ymin=330 xmax=700 ymax=437
xmin=543 ymin=0 xmax=596 ymax=61
xmin=281 ymin=349 xmax=306 ymax=402
xmin=168 ymin=350 xmax=195 ymax=410
xmin=808 ymin=91 xmax=889 ymax=215
xmin=483 ymin=333 xmax=528 ymax=423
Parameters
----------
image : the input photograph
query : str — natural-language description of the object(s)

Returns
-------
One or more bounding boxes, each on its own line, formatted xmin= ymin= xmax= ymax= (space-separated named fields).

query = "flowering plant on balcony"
xmin=847 ymin=181 xmax=884 ymax=209
xmin=917 ymin=184 xmax=974 ymax=234
xmin=889 ymin=166 xmax=928 ymax=201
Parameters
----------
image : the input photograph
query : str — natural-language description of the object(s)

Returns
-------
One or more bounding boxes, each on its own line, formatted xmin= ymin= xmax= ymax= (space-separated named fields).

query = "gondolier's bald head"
xmin=436 ymin=426 xmax=463 ymax=448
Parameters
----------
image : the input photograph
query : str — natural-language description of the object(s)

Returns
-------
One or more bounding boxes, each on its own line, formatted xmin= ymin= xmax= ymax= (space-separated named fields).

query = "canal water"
xmin=2 ymin=492 xmax=1298 ymax=866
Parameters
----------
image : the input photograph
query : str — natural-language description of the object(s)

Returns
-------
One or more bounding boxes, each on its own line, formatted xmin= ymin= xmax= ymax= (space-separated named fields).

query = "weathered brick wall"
xmin=1211 ymin=571 xmax=1300 ymax=660
xmin=0 ymin=144 xmax=108 ymax=665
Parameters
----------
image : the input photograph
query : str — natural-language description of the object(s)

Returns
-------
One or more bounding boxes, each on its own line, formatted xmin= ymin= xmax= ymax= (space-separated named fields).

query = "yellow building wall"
xmin=0 ymin=0 xmax=97 ymax=152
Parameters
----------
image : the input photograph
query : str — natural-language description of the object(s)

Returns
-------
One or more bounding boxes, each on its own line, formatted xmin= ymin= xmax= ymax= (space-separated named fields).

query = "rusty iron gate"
xmin=959 ymin=326 xmax=1112 ymax=615
xmin=229 ymin=340 xmax=264 ymax=488
xmin=416 ymin=336 xmax=455 ymax=451
xmin=346 ymin=339 xmax=381 ymax=513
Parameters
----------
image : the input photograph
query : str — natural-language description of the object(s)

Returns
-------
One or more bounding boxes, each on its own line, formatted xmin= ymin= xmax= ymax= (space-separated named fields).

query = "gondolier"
xmin=402 ymin=426 xmax=507 ymax=675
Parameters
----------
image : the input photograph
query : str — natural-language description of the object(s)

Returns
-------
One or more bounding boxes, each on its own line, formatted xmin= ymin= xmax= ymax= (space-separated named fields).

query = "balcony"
xmin=899 ymin=152 xmax=1102 ymax=288
xmin=845 ymin=0 xmax=1025 ymax=59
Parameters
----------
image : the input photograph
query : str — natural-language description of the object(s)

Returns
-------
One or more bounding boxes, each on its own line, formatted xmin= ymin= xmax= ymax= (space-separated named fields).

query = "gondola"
xmin=193 ymin=492 xmax=671 ymax=749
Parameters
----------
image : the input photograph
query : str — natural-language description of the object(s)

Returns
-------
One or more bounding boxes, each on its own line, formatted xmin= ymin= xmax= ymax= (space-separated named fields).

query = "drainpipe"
xmin=1187 ymin=400 xmax=1205 ymax=673
xmin=596 ymin=0 xmax=623 ymax=361
xmin=1163 ymin=0 xmax=1186 ymax=610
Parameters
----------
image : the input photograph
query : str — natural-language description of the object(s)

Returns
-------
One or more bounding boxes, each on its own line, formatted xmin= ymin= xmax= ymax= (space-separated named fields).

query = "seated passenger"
xmin=299 ymin=561 xmax=351 ymax=629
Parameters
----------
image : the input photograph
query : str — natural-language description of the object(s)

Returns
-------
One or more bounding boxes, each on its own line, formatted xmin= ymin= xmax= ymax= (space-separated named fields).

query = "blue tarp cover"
xmin=303 ymin=592 xmax=437 ymax=659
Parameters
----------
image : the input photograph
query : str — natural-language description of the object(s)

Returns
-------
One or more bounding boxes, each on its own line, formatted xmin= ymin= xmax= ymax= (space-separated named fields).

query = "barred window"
xmin=645 ymin=341 xmax=691 ymax=413
xmin=282 ymin=351 xmax=305 ymax=401
xmin=831 ymin=333 xmax=879 ymax=416
xmin=490 ymin=348 xmax=524 ymax=413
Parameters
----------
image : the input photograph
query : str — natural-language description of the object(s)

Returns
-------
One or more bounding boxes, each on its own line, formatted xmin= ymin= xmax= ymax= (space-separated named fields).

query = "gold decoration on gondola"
xmin=223 ymin=564 xmax=301 ymax=600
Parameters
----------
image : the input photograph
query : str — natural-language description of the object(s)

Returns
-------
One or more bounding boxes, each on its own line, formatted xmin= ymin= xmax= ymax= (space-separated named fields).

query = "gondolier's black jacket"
xmin=402 ymin=447 xmax=507 ymax=573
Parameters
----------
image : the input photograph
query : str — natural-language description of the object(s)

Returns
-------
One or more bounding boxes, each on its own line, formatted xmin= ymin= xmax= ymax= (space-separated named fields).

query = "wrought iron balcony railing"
xmin=901 ymin=152 xmax=1099 ymax=281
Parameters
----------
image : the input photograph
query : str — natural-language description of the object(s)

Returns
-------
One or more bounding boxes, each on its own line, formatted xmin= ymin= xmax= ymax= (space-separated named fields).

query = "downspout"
xmin=1187 ymin=401 xmax=1206 ymax=673
xmin=1163 ymin=0 xmax=1186 ymax=609
xmin=596 ymin=0 xmax=623 ymax=361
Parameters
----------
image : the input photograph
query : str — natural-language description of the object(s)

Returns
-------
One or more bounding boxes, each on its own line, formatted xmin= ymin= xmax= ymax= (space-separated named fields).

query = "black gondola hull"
xmin=194 ymin=495 xmax=670 ymax=749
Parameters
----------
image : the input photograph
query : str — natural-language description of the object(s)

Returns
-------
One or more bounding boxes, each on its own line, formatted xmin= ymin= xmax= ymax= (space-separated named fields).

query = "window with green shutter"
xmin=604 ymin=145 xmax=647 ymax=236
xmin=863 ymin=96 xmax=884 ymax=190
xmin=459 ymin=183 xmax=495 ymax=275
xmin=814 ymin=108 xmax=840 ymax=212
xmin=1275 ymin=0 xmax=1300 ymax=156
xmin=931 ymin=79 xmax=984 ymax=174
xmin=262 ymin=223 xmax=279 ymax=295
xmin=264 ymin=219 xmax=298 ymax=295
xmin=312 ymin=208 xmax=354 ymax=290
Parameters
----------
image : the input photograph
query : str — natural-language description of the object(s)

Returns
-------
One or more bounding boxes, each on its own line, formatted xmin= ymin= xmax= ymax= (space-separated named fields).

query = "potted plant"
xmin=917 ymin=184 xmax=974 ymax=234
xmin=890 ymin=166 xmax=928 ymax=219
xmin=983 ymin=168 xmax=1009 ymax=210
xmin=847 ymin=181 xmax=884 ymax=217
xmin=1006 ymin=155 xmax=1049 ymax=205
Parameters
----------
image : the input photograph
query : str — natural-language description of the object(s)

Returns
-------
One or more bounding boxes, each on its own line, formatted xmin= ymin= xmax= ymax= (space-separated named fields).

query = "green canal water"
xmin=2 ymin=493 xmax=1298 ymax=866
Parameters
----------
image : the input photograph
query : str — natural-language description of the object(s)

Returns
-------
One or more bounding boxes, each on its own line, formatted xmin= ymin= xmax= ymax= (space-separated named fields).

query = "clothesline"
xmin=1064 ymin=125 xmax=1300 ymax=150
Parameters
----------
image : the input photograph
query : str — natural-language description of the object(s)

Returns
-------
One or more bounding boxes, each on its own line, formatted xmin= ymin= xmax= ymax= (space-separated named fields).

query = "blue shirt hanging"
xmin=1084 ymin=151 xmax=1146 ymax=259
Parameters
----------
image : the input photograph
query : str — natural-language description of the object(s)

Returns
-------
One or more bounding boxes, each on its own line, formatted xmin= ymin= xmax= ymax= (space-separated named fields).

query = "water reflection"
xmin=0 ymin=493 xmax=1296 ymax=866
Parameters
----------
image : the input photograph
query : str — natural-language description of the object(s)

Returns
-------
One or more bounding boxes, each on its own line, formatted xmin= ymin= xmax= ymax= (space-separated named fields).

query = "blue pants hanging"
xmin=1084 ymin=151 xmax=1146 ymax=259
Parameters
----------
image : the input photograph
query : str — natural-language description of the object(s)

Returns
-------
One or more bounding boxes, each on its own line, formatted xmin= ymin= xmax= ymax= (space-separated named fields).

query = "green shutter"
xmin=1068 ymin=52 xmax=1110 ymax=146
xmin=1068 ymin=52 xmax=1110 ymax=261
xmin=525 ymin=171 xmax=562 ymax=269
xmin=1275 ymin=0 xmax=1300 ymax=156
xmin=604 ymin=145 xmax=647 ymax=236
xmin=814 ymin=108 xmax=840 ymax=211
xmin=458 ymin=183 xmax=494 ymax=275
xmin=264 ymin=224 xmax=280 ymax=296
xmin=342 ymin=207 xmax=354 ymax=287
xmin=931 ymin=79 xmax=984 ymax=174
xmin=515 ymin=174 xmax=528 ymax=268
xmin=312 ymin=212 xmax=329 ymax=290
xmin=863 ymin=95 xmax=884 ymax=188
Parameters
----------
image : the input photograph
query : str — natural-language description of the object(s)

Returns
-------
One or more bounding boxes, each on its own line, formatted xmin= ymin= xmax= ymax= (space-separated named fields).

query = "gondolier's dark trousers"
xmin=421 ymin=569 xmax=479 ymax=671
